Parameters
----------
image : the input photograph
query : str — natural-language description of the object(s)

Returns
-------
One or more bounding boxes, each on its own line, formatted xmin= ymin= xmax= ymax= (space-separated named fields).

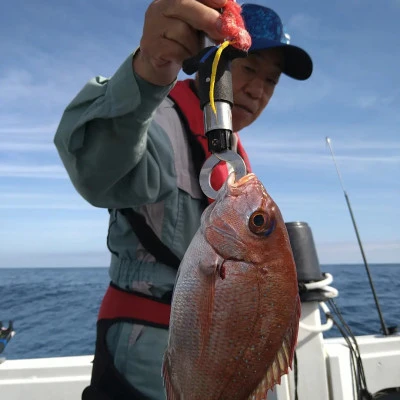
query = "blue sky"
xmin=1 ymin=0 xmax=399 ymax=268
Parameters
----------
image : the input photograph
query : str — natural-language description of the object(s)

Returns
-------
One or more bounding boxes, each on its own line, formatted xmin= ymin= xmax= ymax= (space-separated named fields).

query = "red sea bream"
xmin=163 ymin=173 xmax=300 ymax=400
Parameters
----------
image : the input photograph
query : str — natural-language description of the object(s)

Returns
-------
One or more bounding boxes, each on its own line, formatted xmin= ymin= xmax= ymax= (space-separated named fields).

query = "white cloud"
xmin=1 ymin=217 xmax=110 ymax=255
xmin=316 ymin=240 xmax=400 ymax=264
xmin=240 ymin=134 xmax=400 ymax=173
xmin=0 ymin=164 xmax=67 ymax=179
xmin=271 ymin=191 xmax=399 ymax=209
xmin=0 ymin=123 xmax=59 ymax=152
xmin=353 ymin=95 xmax=379 ymax=109
xmin=0 ymin=252 xmax=110 ymax=268
xmin=268 ymin=70 xmax=333 ymax=112
xmin=257 ymin=152 xmax=399 ymax=165
xmin=242 ymin=137 xmax=400 ymax=152
xmin=351 ymin=93 xmax=398 ymax=110
xmin=0 ymin=142 xmax=54 ymax=152
xmin=243 ymin=146 xmax=400 ymax=168
xmin=0 ymin=123 xmax=58 ymax=135
xmin=1 ymin=39 xmax=132 ymax=123
xmin=0 ymin=192 xmax=92 ymax=210
xmin=0 ymin=65 xmax=84 ymax=112
xmin=0 ymin=69 xmax=49 ymax=102
xmin=287 ymin=13 xmax=321 ymax=38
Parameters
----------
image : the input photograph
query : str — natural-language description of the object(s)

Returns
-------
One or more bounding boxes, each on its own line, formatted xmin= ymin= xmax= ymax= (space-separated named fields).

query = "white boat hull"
xmin=1 ymin=302 xmax=399 ymax=399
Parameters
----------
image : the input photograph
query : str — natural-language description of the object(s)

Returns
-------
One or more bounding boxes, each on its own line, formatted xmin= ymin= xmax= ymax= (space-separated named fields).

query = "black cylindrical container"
xmin=285 ymin=221 xmax=323 ymax=283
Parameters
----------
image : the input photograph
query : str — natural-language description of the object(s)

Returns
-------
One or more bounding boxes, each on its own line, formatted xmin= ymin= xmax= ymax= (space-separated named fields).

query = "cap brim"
xmin=250 ymin=38 xmax=313 ymax=81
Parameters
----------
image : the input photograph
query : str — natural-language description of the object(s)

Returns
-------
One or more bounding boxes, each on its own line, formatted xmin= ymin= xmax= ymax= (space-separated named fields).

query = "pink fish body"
xmin=163 ymin=173 xmax=300 ymax=400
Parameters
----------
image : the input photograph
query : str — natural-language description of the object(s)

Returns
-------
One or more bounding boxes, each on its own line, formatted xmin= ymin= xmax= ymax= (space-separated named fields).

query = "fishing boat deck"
xmin=1 ymin=333 xmax=399 ymax=400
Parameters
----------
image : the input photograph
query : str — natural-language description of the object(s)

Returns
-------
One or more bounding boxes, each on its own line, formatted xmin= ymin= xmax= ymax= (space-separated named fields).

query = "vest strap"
xmin=119 ymin=208 xmax=181 ymax=269
xmin=98 ymin=283 xmax=171 ymax=329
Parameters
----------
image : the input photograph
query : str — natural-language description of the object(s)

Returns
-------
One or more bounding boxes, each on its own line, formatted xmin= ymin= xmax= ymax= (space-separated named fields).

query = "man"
xmin=54 ymin=1 xmax=312 ymax=399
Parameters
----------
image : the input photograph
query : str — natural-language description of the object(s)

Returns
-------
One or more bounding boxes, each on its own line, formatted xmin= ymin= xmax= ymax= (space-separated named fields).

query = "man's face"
xmin=231 ymin=48 xmax=284 ymax=132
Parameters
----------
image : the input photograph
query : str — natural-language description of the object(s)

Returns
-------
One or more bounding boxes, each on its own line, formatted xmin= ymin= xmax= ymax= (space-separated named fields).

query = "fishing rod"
xmin=325 ymin=137 xmax=391 ymax=337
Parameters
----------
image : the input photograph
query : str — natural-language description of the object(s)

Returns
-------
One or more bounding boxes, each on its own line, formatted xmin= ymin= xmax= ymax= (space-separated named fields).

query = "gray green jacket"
xmin=54 ymin=53 xmax=206 ymax=298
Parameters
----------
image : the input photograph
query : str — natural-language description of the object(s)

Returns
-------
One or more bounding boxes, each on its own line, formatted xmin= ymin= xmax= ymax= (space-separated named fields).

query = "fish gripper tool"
xmin=183 ymin=37 xmax=248 ymax=199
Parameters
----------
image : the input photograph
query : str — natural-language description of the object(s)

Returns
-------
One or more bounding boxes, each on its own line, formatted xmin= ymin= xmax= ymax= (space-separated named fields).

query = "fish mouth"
xmin=231 ymin=173 xmax=257 ymax=188
xmin=226 ymin=173 xmax=265 ymax=199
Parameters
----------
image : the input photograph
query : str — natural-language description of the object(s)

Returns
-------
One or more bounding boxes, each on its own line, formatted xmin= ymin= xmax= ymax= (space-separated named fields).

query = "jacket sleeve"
xmin=54 ymin=52 xmax=176 ymax=209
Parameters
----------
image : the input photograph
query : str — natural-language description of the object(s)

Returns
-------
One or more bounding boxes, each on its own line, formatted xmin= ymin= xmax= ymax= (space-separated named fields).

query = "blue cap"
xmin=241 ymin=4 xmax=313 ymax=80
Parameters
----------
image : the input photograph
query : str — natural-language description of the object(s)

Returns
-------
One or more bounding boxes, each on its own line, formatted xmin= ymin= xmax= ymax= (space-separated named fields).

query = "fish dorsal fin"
xmin=247 ymin=296 xmax=301 ymax=400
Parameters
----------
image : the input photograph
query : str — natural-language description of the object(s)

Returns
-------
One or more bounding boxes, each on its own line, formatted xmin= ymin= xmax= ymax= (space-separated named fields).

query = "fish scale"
xmin=163 ymin=173 xmax=300 ymax=400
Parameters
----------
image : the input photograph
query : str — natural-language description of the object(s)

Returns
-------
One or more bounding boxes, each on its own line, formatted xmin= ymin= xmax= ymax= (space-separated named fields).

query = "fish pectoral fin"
xmin=217 ymin=260 xmax=226 ymax=280
xmin=198 ymin=253 xmax=224 ymax=327
xmin=162 ymin=352 xmax=180 ymax=400
xmin=248 ymin=296 xmax=301 ymax=399
xmin=197 ymin=255 xmax=224 ymax=359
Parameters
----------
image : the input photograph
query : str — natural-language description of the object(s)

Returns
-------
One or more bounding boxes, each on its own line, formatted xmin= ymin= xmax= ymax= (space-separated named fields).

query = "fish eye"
xmin=249 ymin=211 xmax=275 ymax=236
xmin=253 ymin=214 xmax=265 ymax=227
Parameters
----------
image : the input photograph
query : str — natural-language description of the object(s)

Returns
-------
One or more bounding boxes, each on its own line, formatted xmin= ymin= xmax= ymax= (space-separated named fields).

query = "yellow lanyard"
xmin=209 ymin=40 xmax=231 ymax=115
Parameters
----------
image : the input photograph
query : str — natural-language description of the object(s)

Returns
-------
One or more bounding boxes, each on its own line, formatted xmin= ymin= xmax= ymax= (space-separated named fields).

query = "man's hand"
xmin=133 ymin=0 xmax=227 ymax=86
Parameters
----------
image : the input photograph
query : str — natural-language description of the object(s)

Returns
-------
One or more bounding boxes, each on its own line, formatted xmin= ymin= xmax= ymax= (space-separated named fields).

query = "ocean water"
xmin=0 ymin=264 xmax=399 ymax=360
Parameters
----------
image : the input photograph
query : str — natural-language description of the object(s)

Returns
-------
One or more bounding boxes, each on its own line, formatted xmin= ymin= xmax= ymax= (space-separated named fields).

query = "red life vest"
xmin=98 ymin=79 xmax=252 ymax=327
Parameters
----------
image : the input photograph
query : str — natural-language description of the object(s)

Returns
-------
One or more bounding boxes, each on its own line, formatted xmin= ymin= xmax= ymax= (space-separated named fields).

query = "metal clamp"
xmin=199 ymin=150 xmax=247 ymax=199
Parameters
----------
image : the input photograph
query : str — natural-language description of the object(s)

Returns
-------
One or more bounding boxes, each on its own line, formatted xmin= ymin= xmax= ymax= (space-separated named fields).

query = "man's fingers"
xmin=162 ymin=18 xmax=201 ymax=59
xmin=163 ymin=0 xmax=226 ymax=43
xmin=135 ymin=0 xmax=231 ymax=85
xmin=141 ymin=16 xmax=200 ymax=63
